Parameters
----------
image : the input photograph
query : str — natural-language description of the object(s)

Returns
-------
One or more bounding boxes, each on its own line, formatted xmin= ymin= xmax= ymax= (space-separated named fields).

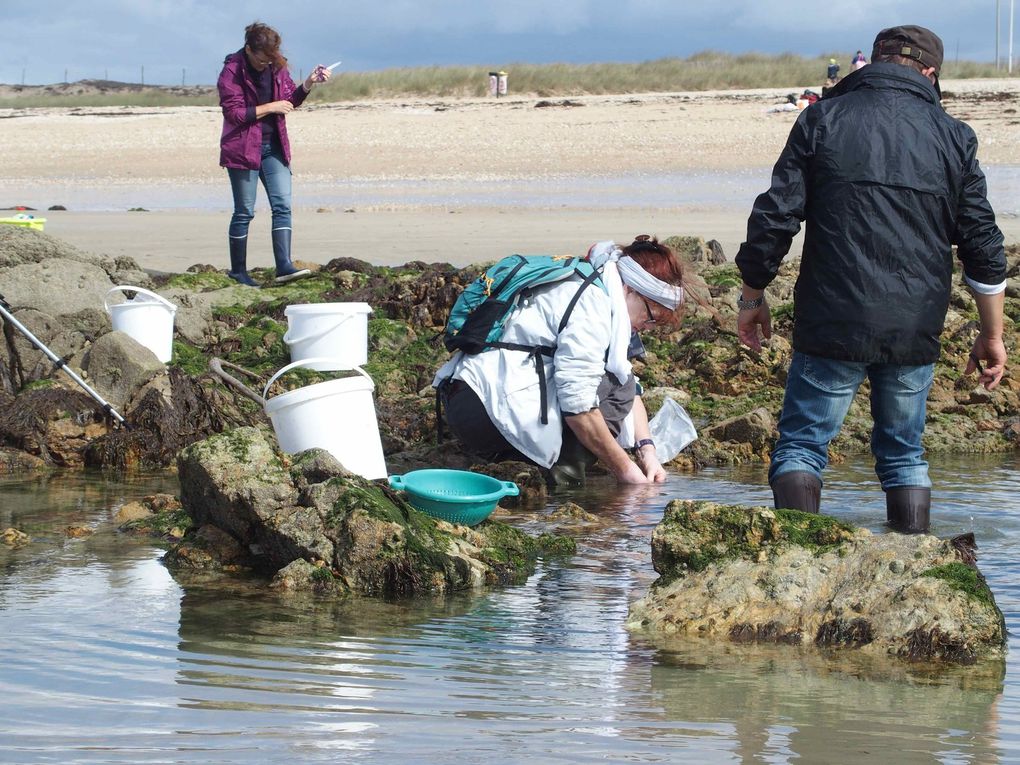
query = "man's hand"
xmin=966 ymin=334 xmax=1006 ymax=390
xmin=968 ymin=290 xmax=1007 ymax=390
xmin=737 ymin=303 xmax=772 ymax=352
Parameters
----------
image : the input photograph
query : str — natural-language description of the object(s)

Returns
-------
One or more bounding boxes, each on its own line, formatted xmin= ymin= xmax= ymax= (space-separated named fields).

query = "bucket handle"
xmin=262 ymin=358 xmax=373 ymax=404
xmin=282 ymin=310 xmax=363 ymax=346
xmin=104 ymin=285 xmax=177 ymax=314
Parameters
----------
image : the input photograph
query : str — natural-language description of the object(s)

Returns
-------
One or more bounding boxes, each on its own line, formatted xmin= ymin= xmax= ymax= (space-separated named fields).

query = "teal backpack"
xmin=441 ymin=254 xmax=606 ymax=424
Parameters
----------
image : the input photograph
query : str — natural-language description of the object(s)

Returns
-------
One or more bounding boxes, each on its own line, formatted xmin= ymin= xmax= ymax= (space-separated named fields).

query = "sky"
xmin=1 ymin=0 xmax=1015 ymax=86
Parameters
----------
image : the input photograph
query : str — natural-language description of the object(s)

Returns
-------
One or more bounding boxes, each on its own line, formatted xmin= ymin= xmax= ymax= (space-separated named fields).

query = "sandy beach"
xmin=2 ymin=79 xmax=1018 ymax=272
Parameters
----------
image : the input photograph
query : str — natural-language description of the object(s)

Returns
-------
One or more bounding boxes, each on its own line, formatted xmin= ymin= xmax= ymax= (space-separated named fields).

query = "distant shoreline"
xmin=3 ymin=79 xmax=1018 ymax=272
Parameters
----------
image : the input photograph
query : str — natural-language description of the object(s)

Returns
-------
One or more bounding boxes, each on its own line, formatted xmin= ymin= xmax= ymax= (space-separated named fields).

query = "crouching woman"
xmin=434 ymin=236 xmax=686 ymax=485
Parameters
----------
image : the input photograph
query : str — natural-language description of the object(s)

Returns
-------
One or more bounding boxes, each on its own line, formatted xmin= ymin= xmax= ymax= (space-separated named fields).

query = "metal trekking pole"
xmin=0 ymin=292 xmax=127 ymax=426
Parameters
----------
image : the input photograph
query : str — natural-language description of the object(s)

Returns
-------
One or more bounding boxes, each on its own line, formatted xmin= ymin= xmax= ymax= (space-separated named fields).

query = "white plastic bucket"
xmin=263 ymin=358 xmax=387 ymax=480
xmin=104 ymin=286 xmax=177 ymax=363
xmin=283 ymin=302 xmax=373 ymax=371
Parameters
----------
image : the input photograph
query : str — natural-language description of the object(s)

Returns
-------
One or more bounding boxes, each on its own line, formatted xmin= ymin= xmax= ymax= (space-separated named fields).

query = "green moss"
xmin=655 ymin=502 xmax=854 ymax=578
xmin=537 ymin=533 xmax=577 ymax=556
xmin=256 ymin=272 xmax=335 ymax=301
xmin=211 ymin=304 xmax=251 ymax=322
xmin=311 ymin=565 xmax=336 ymax=582
xmin=364 ymin=323 xmax=447 ymax=395
xmin=771 ymin=302 xmax=795 ymax=321
xmin=169 ymin=340 xmax=209 ymax=376
xmin=122 ymin=508 xmax=194 ymax=537
xmin=921 ymin=562 xmax=995 ymax=607
xmin=164 ymin=272 xmax=234 ymax=291
xmin=478 ymin=521 xmax=539 ymax=568
xmin=704 ymin=265 xmax=742 ymax=288
xmin=772 ymin=509 xmax=855 ymax=554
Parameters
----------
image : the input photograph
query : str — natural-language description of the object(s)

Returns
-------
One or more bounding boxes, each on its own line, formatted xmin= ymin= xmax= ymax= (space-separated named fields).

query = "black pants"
xmin=440 ymin=375 xmax=636 ymax=472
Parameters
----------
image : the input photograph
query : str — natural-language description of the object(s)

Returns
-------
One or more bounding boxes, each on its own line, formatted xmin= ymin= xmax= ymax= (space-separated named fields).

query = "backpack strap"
xmin=488 ymin=268 xmax=602 ymax=425
xmin=488 ymin=341 xmax=555 ymax=424
xmin=558 ymin=266 xmax=603 ymax=332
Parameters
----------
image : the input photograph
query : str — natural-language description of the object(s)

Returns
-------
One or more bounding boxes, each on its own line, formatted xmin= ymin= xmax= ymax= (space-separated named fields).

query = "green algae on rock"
xmin=168 ymin=427 xmax=573 ymax=598
xmin=630 ymin=501 xmax=1006 ymax=665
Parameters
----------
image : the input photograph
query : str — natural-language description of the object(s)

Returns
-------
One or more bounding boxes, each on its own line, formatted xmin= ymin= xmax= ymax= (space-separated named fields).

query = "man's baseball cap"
xmin=872 ymin=25 xmax=944 ymax=74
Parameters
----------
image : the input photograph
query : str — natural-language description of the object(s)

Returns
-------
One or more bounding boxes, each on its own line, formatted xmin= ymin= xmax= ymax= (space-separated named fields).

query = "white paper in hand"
xmin=648 ymin=397 xmax=697 ymax=463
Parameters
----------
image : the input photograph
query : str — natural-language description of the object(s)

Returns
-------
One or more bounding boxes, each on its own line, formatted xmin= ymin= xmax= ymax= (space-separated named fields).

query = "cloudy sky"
xmin=2 ymin=0 xmax=1013 ymax=86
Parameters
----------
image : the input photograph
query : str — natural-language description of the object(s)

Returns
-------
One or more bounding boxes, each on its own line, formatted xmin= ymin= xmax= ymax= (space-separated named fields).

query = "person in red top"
xmin=217 ymin=21 xmax=331 ymax=286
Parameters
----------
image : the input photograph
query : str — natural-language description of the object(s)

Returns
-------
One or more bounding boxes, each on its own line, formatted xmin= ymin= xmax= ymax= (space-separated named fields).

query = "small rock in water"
xmin=1 ymin=527 xmax=30 ymax=546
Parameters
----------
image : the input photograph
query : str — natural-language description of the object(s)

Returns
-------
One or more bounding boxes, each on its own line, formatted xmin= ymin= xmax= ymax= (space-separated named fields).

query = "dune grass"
xmin=0 ymin=52 xmax=1012 ymax=108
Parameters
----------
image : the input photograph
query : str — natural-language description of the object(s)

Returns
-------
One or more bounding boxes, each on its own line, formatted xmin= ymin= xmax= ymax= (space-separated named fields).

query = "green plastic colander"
xmin=388 ymin=469 xmax=520 ymax=526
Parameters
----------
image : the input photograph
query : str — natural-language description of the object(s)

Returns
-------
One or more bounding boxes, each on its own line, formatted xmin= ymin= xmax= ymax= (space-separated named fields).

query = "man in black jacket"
xmin=735 ymin=25 xmax=1007 ymax=533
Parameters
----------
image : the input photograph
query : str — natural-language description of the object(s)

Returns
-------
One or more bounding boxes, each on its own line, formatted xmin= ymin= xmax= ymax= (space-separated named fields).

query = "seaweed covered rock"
xmin=628 ymin=501 xmax=1006 ymax=664
xmin=168 ymin=427 xmax=573 ymax=597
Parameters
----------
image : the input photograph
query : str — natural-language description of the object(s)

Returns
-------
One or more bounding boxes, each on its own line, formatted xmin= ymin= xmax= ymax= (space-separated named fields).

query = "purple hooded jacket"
xmin=217 ymin=50 xmax=308 ymax=169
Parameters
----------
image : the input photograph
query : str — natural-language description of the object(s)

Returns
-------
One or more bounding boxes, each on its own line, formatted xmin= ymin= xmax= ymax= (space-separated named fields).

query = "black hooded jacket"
xmin=736 ymin=63 xmax=1006 ymax=365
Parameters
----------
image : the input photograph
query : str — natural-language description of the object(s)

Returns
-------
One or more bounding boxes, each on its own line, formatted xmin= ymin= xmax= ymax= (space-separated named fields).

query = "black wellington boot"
xmin=885 ymin=486 xmax=931 ymax=534
xmin=272 ymin=228 xmax=311 ymax=284
xmin=548 ymin=432 xmax=597 ymax=487
xmin=227 ymin=236 xmax=259 ymax=287
xmin=770 ymin=471 xmax=822 ymax=514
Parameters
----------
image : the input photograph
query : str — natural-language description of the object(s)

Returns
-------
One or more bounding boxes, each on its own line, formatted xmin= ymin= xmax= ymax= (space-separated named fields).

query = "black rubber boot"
xmin=770 ymin=471 xmax=821 ymax=513
xmin=272 ymin=228 xmax=310 ymax=284
xmin=885 ymin=486 xmax=931 ymax=534
xmin=548 ymin=433 xmax=597 ymax=487
xmin=227 ymin=236 xmax=259 ymax=287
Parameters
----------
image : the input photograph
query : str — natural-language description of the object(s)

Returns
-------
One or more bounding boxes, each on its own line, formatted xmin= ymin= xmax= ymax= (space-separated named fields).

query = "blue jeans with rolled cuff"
xmin=227 ymin=141 xmax=292 ymax=240
xmin=769 ymin=351 xmax=934 ymax=490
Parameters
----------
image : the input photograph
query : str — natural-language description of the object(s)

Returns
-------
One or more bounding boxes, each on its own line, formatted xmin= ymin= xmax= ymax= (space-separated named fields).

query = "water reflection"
xmin=0 ymin=458 xmax=1018 ymax=763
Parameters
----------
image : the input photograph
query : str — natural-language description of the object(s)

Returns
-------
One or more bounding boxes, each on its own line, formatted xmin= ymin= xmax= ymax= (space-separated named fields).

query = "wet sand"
xmin=3 ymin=79 xmax=1018 ymax=271
xmin=41 ymin=208 xmax=769 ymax=272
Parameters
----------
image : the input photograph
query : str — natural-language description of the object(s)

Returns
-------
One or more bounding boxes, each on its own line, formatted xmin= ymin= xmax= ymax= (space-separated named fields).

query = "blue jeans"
xmin=227 ymin=141 xmax=292 ymax=240
xmin=769 ymin=352 xmax=934 ymax=489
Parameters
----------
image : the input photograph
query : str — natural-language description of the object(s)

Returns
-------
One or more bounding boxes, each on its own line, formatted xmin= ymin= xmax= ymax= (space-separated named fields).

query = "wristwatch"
xmin=737 ymin=294 xmax=765 ymax=311
xmin=631 ymin=438 xmax=655 ymax=454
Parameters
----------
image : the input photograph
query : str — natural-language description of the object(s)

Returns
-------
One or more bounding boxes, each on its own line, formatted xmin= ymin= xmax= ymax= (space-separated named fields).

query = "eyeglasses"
xmin=641 ymin=297 xmax=657 ymax=326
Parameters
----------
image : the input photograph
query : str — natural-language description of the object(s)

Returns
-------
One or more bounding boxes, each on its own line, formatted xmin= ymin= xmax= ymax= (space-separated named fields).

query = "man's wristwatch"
xmin=631 ymin=438 xmax=655 ymax=454
xmin=737 ymin=294 xmax=765 ymax=311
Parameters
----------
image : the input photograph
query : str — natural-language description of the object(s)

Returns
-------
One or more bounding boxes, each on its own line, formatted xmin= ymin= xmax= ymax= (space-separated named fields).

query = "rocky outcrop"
xmin=166 ymin=427 xmax=573 ymax=597
xmin=81 ymin=331 xmax=167 ymax=411
xmin=1 ymin=226 xmax=1019 ymax=474
xmin=628 ymin=501 xmax=1006 ymax=664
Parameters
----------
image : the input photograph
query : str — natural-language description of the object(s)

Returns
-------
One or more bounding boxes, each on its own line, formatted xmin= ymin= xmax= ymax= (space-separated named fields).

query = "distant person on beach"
xmin=851 ymin=50 xmax=868 ymax=70
xmin=735 ymin=25 xmax=1007 ymax=533
xmin=217 ymin=21 xmax=331 ymax=287
xmin=435 ymin=236 xmax=687 ymax=486
xmin=826 ymin=58 xmax=840 ymax=81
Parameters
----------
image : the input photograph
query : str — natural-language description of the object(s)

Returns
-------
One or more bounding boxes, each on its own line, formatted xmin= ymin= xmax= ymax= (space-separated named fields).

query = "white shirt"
xmin=434 ymin=276 xmax=618 ymax=467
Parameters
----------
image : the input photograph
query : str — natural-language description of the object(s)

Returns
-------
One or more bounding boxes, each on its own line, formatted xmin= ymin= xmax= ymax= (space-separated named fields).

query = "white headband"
xmin=587 ymin=241 xmax=683 ymax=310
xmin=617 ymin=255 xmax=684 ymax=310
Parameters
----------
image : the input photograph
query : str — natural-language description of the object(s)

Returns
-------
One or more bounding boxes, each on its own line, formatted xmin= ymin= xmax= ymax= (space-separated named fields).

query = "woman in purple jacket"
xmin=217 ymin=22 xmax=330 ymax=286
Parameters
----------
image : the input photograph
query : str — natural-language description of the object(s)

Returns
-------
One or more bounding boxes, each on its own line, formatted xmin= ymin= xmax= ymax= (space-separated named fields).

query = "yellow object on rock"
xmin=0 ymin=213 xmax=45 ymax=231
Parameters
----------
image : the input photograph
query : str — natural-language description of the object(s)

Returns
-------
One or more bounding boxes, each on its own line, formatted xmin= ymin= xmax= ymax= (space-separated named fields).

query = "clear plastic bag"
xmin=648 ymin=397 xmax=698 ymax=463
